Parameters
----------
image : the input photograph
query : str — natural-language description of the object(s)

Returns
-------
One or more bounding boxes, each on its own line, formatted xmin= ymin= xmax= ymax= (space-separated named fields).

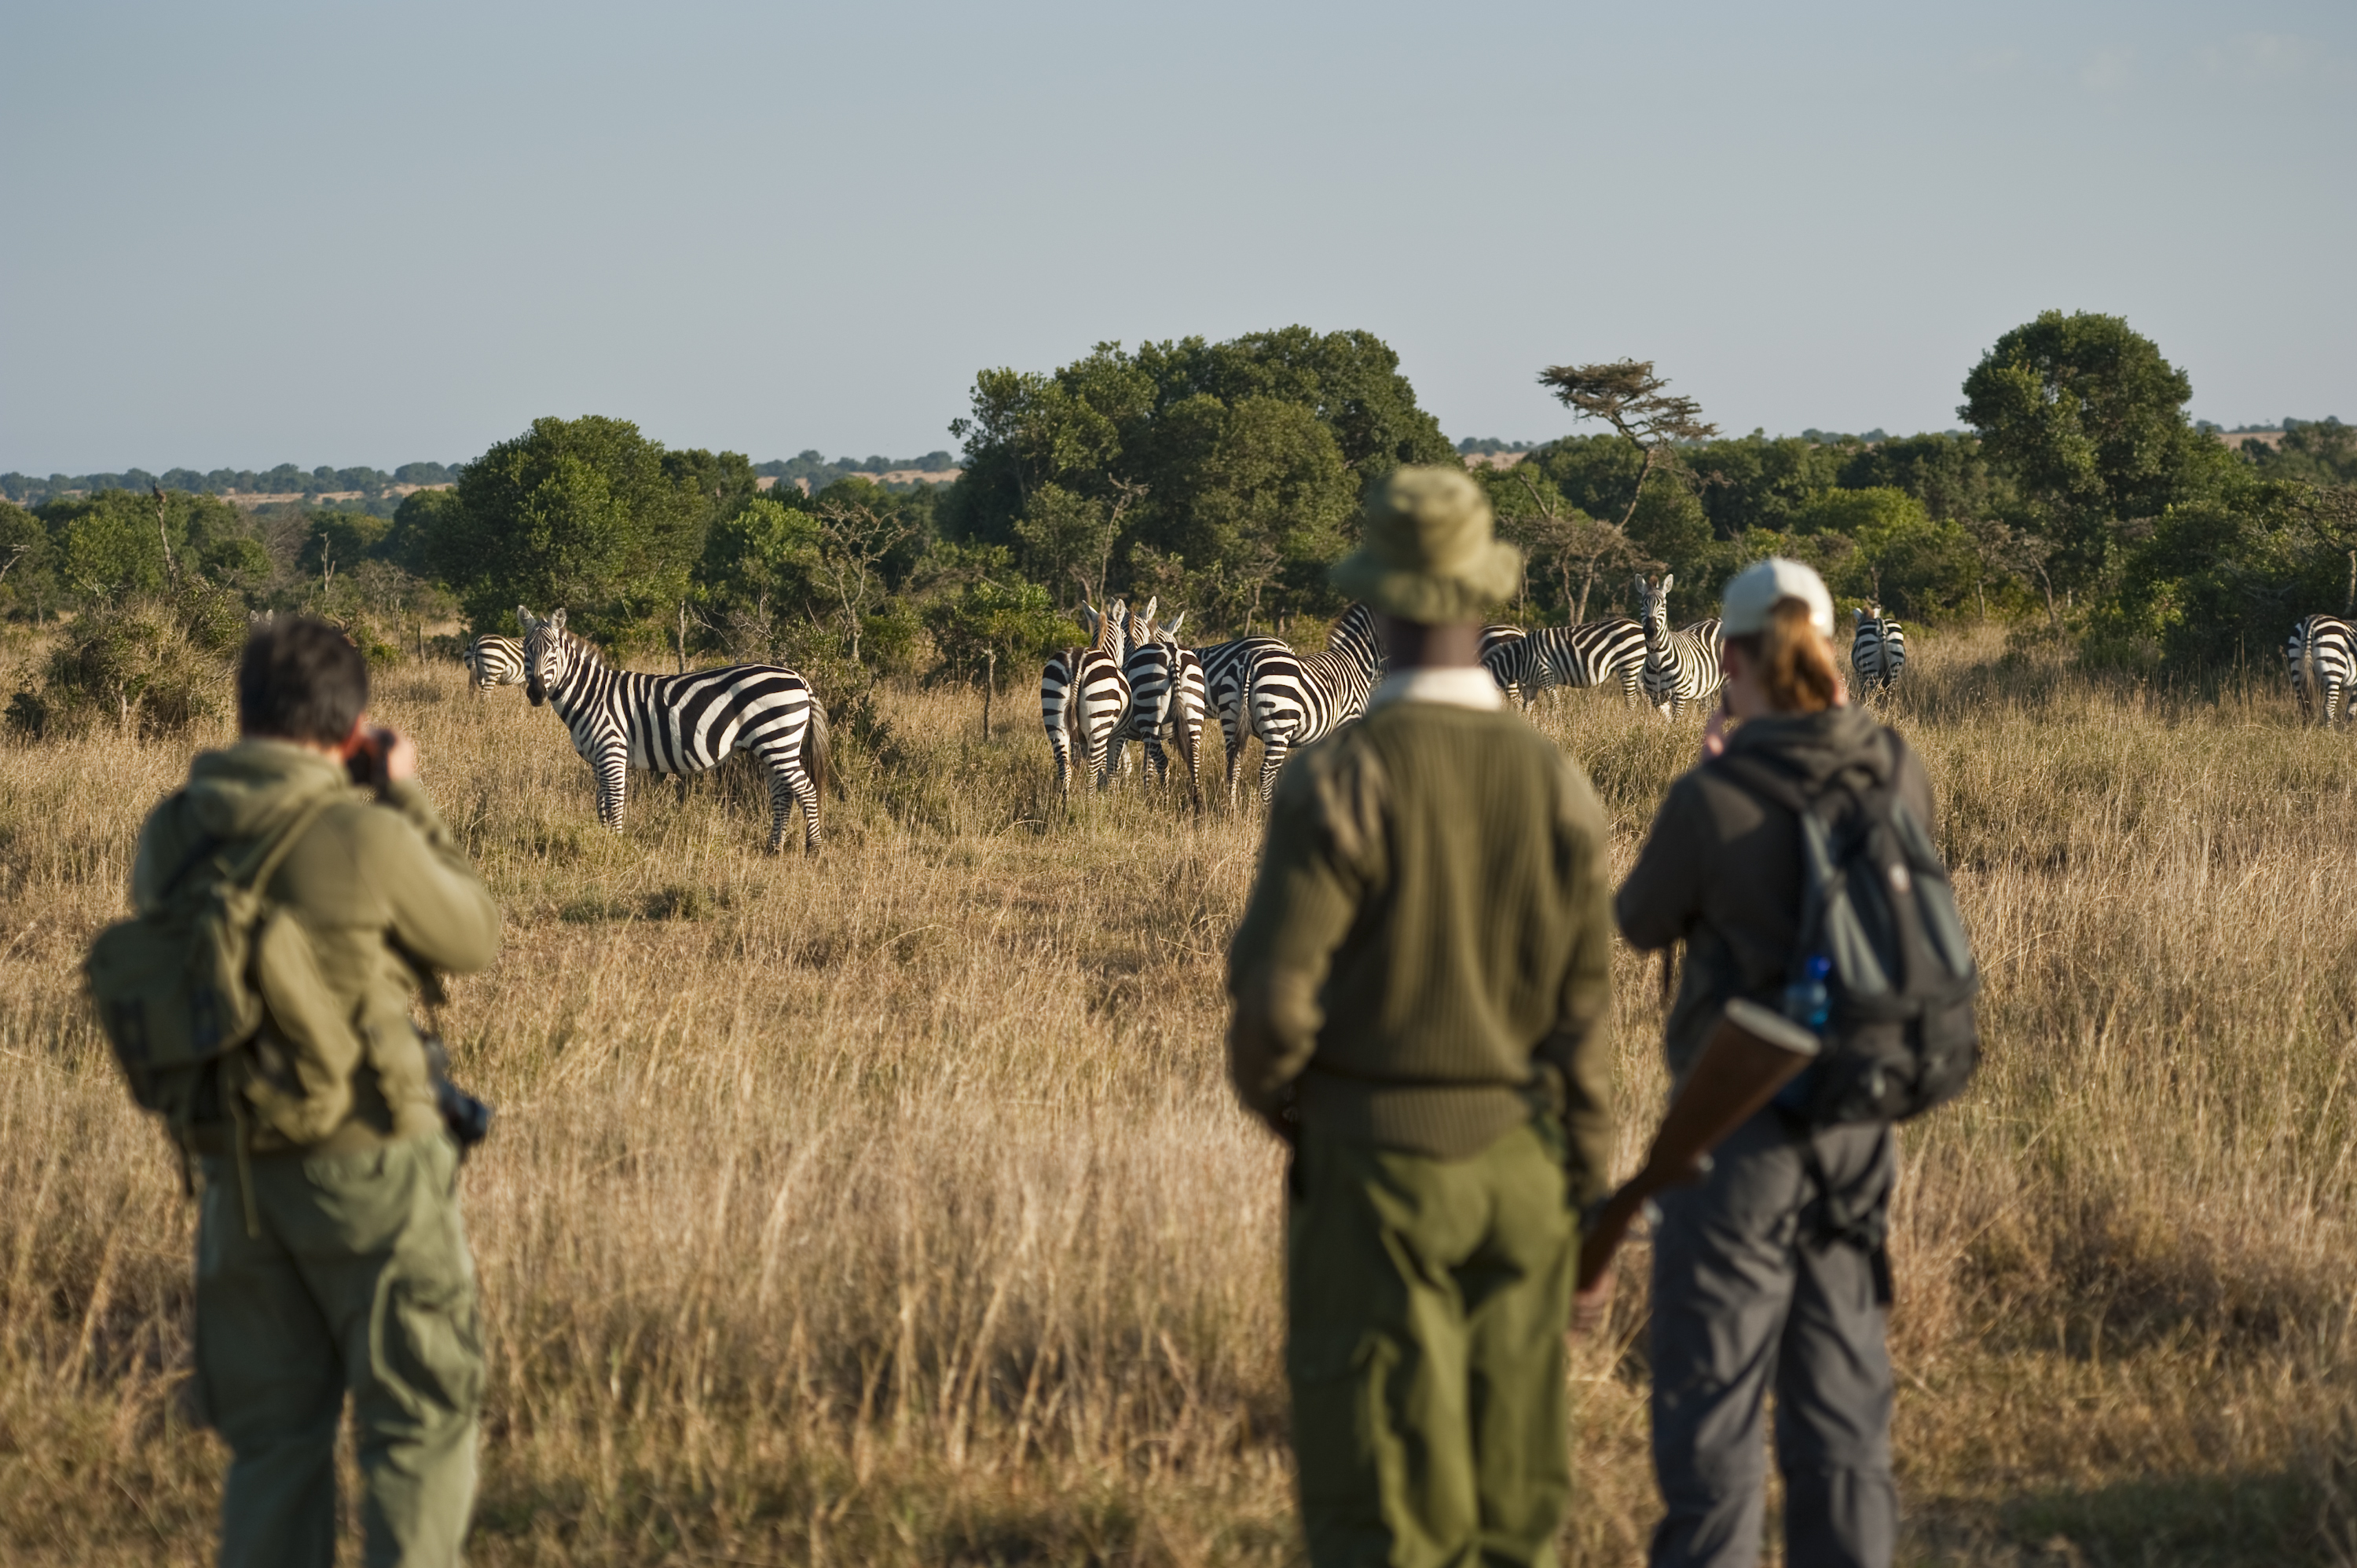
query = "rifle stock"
xmin=1575 ymin=1003 xmax=1818 ymax=1299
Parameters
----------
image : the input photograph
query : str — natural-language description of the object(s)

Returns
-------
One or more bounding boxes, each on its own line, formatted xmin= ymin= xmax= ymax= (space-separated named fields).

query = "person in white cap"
xmin=1614 ymin=558 xmax=1935 ymax=1568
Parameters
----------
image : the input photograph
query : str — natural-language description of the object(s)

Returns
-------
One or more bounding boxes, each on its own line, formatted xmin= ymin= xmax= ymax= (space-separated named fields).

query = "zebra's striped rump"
xmin=1240 ymin=603 xmax=1384 ymax=804
xmin=464 ymin=634 xmax=527 ymax=692
xmin=1850 ymin=604 xmax=1907 ymax=693
xmin=518 ymin=606 xmax=829 ymax=855
xmin=2287 ymin=613 xmax=2356 ymax=724
xmin=1112 ymin=600 xmax=1206 ymax=802
xmin=1040 ymin=599 xmax=1133 ymax=796
xmin=1193 ymin=633 xmax=1289 ymax=802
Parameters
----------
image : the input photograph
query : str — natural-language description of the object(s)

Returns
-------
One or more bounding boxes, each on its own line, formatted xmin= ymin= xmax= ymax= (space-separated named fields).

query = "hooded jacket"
xmin=130 ymin=738 xmax=501 ymax=1153
xmin=1615 ymin=704 xmax=1934 ymax=1079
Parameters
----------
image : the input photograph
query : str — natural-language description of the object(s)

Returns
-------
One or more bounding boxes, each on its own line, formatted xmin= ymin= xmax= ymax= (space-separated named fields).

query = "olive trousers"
xmin=1287 ymin=1120 xmax=1578 ymax=1568
xmin=196 ymin=1131 xmax=485 ymax=1568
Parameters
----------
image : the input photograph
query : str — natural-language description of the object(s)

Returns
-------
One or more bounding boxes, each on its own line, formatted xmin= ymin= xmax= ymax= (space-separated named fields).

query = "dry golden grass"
xmin=6 ymin=626 xmax=2357 ymax=1565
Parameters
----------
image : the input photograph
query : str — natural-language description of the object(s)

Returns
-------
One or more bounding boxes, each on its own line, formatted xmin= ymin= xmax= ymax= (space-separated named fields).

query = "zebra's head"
xmin=517 ymin=605 xmax=574 ymax=706
xmin=1127 ymin=595 xmax=1159 ymax=649
xmin=1637 ymin=574 xmax=1674 ymax=635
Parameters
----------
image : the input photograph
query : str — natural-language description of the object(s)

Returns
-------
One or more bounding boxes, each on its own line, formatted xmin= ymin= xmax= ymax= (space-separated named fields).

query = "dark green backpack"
xmin=86 ymin=795 xmax=361 ymax=1146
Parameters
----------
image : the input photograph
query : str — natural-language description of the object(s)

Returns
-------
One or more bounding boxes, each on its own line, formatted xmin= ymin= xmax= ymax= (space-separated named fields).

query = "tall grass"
xmin=5 ymin=628 xmax=2357 ymax=1565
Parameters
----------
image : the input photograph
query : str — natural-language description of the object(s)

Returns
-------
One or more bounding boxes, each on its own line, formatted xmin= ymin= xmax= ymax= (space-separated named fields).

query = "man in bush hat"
xmin=1227 ymin=465 xmax=1618 ymax=1567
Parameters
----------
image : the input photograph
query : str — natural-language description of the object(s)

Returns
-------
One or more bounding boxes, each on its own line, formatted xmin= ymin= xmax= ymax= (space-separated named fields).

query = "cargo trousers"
xmin=1647 ymin=1111 xmax=1897 ymax=1568
xmin=1287 ymin=1119 xmax=1577 ymax=1568
xmin=195 ymin=1130 xmax=485 ymax=1568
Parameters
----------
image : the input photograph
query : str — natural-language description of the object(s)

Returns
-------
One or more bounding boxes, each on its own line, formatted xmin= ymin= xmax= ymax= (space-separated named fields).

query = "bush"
xmin=14 ymin=584 xmax=247 ymax=739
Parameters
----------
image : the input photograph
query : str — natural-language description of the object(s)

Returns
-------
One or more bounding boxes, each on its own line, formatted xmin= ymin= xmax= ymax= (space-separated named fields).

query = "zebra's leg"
xmin=596 ymin=739 xmax=629 ymax=834
xmin=1144 ymin=737 xmax=1168 ymax=788
xmin=768 ymin=753 xmax=823 ymax=855
xmin=1049 ymin=724 xmax=1073 ymax=797
xmin=1258 ymin=734 xmax=1291 ymax=804
xmin=1179 ymin=705 xmax=1204 ymax=811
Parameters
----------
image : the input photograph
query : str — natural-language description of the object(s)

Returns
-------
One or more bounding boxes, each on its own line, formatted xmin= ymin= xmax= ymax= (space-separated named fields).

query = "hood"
xmin=181 ymin=738 xmax=352 ymax=841
xmin=1723 ymin=702 xmax=1893 ymax=792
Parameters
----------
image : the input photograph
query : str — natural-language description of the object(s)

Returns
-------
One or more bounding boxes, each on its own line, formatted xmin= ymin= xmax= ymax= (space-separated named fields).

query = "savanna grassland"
xmin=7 ymin=626 xmax=2357 ymax=1566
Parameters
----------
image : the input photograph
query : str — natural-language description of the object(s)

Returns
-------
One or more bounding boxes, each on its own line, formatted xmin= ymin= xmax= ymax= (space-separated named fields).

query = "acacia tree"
xmin=812 ymin=498 xmax=915 ymax=668
xmin=1537 ymin=359 xmax=1719 ymax=535
xmin=1533 ymin=361 xmax=1716 ymax=617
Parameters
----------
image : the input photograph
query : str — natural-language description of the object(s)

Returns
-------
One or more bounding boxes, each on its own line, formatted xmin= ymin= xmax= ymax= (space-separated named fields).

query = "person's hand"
xmin=1698 ymin=700 xmax=1729 ymax=766
xmin=378 ymin=727 xmax=418 ymax=785
xmin=1570 ymin=1258 xmax=1615 ymax=1336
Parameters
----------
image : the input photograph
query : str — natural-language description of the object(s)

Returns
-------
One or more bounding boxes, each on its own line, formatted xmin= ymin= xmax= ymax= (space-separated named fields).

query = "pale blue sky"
xmin=3 ymin=1 xmax=2352 ymax=474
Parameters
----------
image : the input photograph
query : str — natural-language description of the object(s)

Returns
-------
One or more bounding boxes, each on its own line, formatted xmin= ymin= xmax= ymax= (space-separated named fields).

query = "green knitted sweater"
xmin=1225 ymin=696 xmax=1616 ymax=1205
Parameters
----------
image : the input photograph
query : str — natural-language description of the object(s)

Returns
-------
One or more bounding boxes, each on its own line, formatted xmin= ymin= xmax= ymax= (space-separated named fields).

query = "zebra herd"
xmin=460 ymin=581 xmax=1920 ymax=852
xmin=1039 ymin=596 xmax=1383 ymax=807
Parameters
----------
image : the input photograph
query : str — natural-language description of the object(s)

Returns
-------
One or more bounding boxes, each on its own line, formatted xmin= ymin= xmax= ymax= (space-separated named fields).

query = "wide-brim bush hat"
xmin=1329 ymin=466 xmax=1523 ymax=624
xmin=1721 ymin=557 xmax=1835 ymax=639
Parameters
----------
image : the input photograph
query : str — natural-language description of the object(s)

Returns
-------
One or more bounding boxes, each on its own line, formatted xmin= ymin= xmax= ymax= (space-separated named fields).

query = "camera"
xmin=419 ymin=1032 xmax=495 ymax=1155
xmin=344 ymin=726 xmax=393 ymax=789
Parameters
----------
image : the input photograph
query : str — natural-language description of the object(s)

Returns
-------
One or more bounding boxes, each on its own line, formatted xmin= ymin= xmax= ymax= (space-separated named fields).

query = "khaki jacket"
xmin=130 ymin=738 xmax=500 ymax=1152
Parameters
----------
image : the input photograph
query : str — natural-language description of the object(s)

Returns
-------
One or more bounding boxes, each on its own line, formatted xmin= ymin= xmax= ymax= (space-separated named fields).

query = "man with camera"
xmin=127 ymin=617 xmax=500 ymax=1567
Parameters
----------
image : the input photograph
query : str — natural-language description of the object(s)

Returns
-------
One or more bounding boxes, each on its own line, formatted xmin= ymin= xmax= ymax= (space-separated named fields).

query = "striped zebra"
xmin=1482 ymin=620 xmax=1647 ymax=708
xmin=1634 ymin=573 xmax=1724 ymax=720
xmin=1240 ymin=603 xmax=1384 ymax=804
xmin=463 ymin=633 xmax=527 ymax=693
xmin=515 ymin=606 xmax=830 ymax=855
xmin=1040 ymin=599 xmax=1131 ymax=796
xmin=1480 ymin=625 xmax=1534 ymax=704
xmin=1193 ymin=632 xmax=1291 ymax=803
xmin=1112 ymin=601 xmax=1206 ymax=800
xmin=2286 ymin=613 xmax=2356 ymax=724
xmin=1850 ymin=604 xmax=1908 ymax=693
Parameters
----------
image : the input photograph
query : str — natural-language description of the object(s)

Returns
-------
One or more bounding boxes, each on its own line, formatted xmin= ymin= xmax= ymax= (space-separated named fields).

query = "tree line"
xmin=2 ymin=314 xmax=2349 ymax=741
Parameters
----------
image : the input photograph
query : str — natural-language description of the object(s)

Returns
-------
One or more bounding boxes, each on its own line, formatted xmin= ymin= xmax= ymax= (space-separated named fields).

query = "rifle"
xmin=1574 ymin=1002 xmax=1818 ymax=1321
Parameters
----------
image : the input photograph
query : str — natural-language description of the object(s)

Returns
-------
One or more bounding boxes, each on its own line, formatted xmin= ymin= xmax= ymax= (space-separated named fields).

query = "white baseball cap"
xmin=1721 ymin=558 xmax=1835 ymax=639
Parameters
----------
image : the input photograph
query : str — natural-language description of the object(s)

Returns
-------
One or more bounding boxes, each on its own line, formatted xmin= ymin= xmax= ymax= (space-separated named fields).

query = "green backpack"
xmin=86 ymin=793 xmax=363 ymax=1149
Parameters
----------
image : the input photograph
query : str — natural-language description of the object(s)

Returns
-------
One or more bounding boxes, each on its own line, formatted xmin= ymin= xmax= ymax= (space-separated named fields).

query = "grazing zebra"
xmin=1040 ymin=599 xmax=1132 ymax=796
xmin=1193 ymin=632 xmax=1291 ymax=802
xmin=2286 ymin=614 xmax=2357 ymax=724
xmin=1239 ymin=603 xmax=1384 ymax=804
xmin=1113 ymin=602 xmax=1206 ymax=799
xmin=1634 ymin=573 xmax=1725 ymax=720
xmin=463 ymin=633 xmax=527 ymax=693
xmin=515 ymin=606 xmax=829 ymax=855
xmin=1480 ymin=625 xmax=1534 ymax=704
xmin=1482 ymin=619 xmax=1648 ymax=708
xmin=1850 ymin=604 xmax=1908 ymax=693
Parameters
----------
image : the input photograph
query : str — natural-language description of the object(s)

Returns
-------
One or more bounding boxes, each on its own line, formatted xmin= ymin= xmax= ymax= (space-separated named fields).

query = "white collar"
xmin=1367 ymin=665 xmax=1504 ymax=713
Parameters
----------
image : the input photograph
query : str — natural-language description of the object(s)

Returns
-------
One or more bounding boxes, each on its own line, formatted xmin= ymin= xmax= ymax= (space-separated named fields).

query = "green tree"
xmin=36 ymin=489 xmax=266 ymax=604
xmin=920 ymin=544 xmax=1071 ymax=738
xmin=2242 ymin=419 xmax=2357 ymax=487
xmin=1959 ymin=311 xmax=2209 ymax=588
xmin=441 ymin=416 xmax=711 ymax=644
xmin=1683 ymin=432 xmax=1845 ymax=537
xmin=1838 ymin=431 xmax=2009 ymax=522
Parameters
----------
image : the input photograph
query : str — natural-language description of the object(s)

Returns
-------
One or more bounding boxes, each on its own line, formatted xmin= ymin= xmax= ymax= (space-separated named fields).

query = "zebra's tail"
xmin=2298 ymin=626 xmax=2320 ymax=723
xmin=805 ymin=695 xmax=838 ymax=800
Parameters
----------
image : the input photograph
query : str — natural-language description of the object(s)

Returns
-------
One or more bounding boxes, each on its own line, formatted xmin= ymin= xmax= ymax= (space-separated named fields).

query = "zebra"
xmin=2286 ymin=614 xmax=2356 ymax=724
xmin=1481 ymin=620 xmax=1647 ymax=708
xmin=1193 ymin=632 xmax=1291 ymax=803
xmin=463 ymin=633 xmax=527 ymax=694
xmin=1480 ymin=625 xmax=1534 ymax=704
xmin=1040 ymin=599 xmax=1131 ymax=796
xmin=515 ymin=606 xmax=830 ymax=855
xmin=1239 ymin=603 xmax=1384 ymax=804
xmin=1112 ymin=601 xmax=1206 ymax=800
xmin=1634 ymin=573 xmax=1724 ymax=720
xmin=1850 ymin=604 xmax=1908 ymax=693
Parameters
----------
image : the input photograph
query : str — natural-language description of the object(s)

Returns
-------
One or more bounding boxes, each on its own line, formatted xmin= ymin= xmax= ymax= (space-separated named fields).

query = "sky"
xmin=3 ymin=0 xmax=2352 ymax=475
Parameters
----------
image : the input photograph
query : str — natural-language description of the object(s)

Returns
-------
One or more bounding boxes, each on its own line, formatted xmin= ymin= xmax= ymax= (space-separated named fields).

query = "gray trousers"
xmin=1648 ymin=1111 xmax=1897 ymax=1568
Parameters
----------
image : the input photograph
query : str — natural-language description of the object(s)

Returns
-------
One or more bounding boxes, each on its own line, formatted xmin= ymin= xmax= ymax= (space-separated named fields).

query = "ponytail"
xmin=1725 ymin=596 xmax=1840 ymax=713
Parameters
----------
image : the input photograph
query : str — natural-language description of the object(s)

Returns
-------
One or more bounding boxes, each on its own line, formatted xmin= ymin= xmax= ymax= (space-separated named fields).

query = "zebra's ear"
xmin=551 ymin=608 xmax=567 ymax=631
xmin=1166 ymin=610 xmax=1185 ymax=640
xmin=516 ymin=605 xmax=534 ymax=632
xmin=1142 ymin=595 xmax=1157 ymax=623
xmin=1661 ymin=572 xmax=1675 ymax=593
